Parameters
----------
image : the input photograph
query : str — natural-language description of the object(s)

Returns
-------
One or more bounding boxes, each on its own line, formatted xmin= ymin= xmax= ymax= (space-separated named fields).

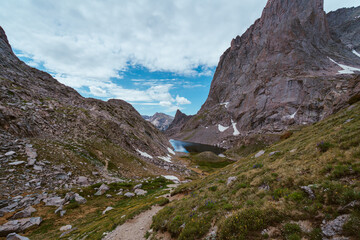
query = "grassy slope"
xmin=151 ymin=102 xmax=360 ymax=240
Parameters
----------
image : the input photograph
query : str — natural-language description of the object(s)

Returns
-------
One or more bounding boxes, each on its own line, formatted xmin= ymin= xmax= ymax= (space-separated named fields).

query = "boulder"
xmin=5 ymin=151 xmax=16 ymax=157
xmin=10 ymin=207 xmax=36 ymax=220
xmin=300 ymin=186 xmax=315 ymax=199
xmin=124 ymin=192 xmax=135 ymax=198
xmin=94 ymin=184 xmax=110 ymax=196
xmin=227 ymin=176 xmax=237 ymax=186
xmin=77 ymin=176 xmax=89 ymax=186
xmin=0 ymin=217 xmax=42 ymax=237
xmin=74 ymin=193 xmax=86 ymax=204
xmin=321 ymin=214 xmax=350 ymax=237
xmin=60 ymin=225 xmax=72 ymax=231
xmin=255 ymin=150 xmax=265 ymax=158
xmin=102 ymin=207 xmax=114 ymax=215
xmin=6 ymin=233 xmax=29 ymax=240
xmin=43 ymin=197 xmax=65 ymax=207
xmin=134 ymin=189 xmax=147 ymax=196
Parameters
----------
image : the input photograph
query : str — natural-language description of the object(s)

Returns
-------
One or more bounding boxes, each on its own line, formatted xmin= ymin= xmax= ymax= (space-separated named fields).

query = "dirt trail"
xmin=103 ymin=205 xmax=163 ymax=240
xmin=103 ymin=187 xmax=182 ymax=240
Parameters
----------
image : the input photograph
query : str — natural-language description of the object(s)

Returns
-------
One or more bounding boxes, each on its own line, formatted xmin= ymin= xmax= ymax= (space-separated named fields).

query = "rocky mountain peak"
xmin=168 ymin=2 xmax=360 ymax=147
xmin=0 ymin=26 xmax=12 ymax=50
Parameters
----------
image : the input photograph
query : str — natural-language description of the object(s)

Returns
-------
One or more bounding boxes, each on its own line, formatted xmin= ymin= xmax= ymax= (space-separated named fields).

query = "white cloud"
xmin=176 ymin=95 xmax=191 ymax=105
xmin=0 ymin=0 xmax=357 ymax=113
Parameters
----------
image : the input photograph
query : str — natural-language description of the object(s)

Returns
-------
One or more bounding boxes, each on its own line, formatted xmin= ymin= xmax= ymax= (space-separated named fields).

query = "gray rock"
xmin=74 ymin=193 xmax=86 ymax=204
xmin=6 ymin=233 xmax=30 ymax=240
xmin=60 ymin=225 xmax=72 ymax=231
xmin=300 ymin=186 xmax=315 ymax=199
xmin=94 ymin=184 xmax=110 ymax=196
xmin=27 ymin=158 xmax=36 ymax=166
xmin=134 ymin=189 xmax=147 ymax=196
xmin=77 ymin=176 xmax=89 ymax=186
xmin=10 ymin=206 xmax=36 ymax=220
xmin=321 ymin=214 xmax=350 ymax=237
xmin=269 ymin=151 xmax=280 ymax=156
xmin=43 ymin=197 xmax=65 ymax=207
xmin=102 ymin=207 xmax=114 ymax=215
xmin=124 ymin=192 xmax=135 ymax=198
xmin=33 ymin=165 xmax=42 ymax=171
xmin=134 ymin=184 xmax=142 ymax=189
xmin=0 ymin=217 xmax=42 ymax=237
xmin=8 ymin=161 xmax=25 ymax=166
xmin=227 ymin=176 xmax=237 ymax=186
xmin=5 ymin=151 xmax=16 ymax=157
xmin=255 ymin=150 xmax=265 ymax=158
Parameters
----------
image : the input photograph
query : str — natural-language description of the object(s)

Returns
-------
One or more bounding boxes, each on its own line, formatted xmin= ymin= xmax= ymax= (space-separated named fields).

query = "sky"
xmin=0 ymin=0 xmax=359 ymax=116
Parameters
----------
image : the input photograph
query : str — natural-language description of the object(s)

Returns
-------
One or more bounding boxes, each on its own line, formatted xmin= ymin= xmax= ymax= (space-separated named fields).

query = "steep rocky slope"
xmin=0 ymin=26 xmax=185 ymax=198
xmin=169 ymin=1 xmax=360 ymax=147
xmin=143 ymin=112 xmax=174 ymax=131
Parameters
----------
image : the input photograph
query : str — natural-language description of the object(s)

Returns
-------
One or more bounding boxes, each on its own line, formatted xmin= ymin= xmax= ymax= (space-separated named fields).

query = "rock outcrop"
xmin=0 ymin=26 xmax=185 ymax=198
xmin=165 ymin=110 xmax=192 ymax=137
xmin=168 ymin=1 xmax=360 ymax=147
xmin=143 ymin=112 xmax=174 ymax=131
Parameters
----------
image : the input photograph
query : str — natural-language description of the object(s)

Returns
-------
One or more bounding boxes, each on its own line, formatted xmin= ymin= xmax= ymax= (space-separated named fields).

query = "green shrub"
xmin=218 ymin=208 xmax=283 ymax=240
xmin=208 ymin=186 xmax=218 ymax=192
xmin=317 ymin=141 xmax=333 ymax=153
xmin=286 ymin=191 xmax=304 ymax=202
xmin=343 ymin=211 xmax=360 ymax=238
xmin=283 ymin=223 xmax=301 ymax=236
xmin=223 ymin=203 xmax=233 ymax=211
xmin=331 ymin=165 xmax=351 ymax=179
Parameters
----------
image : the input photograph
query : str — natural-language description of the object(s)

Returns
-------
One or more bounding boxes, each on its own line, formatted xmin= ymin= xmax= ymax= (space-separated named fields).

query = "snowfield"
xmin=328 ymin=57 xmax=360 ymax=74
xmin=136 ymin=149 xmax=153 ymax=159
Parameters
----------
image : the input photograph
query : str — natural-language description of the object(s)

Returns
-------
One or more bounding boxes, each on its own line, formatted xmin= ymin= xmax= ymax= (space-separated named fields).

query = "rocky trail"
xmin=103 ymin=185 xmax=181 ymax=240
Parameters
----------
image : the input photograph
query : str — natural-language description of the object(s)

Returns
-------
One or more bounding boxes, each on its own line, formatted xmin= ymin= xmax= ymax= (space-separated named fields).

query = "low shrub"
xmin=317 ymin=141 xmax=333 ymax=153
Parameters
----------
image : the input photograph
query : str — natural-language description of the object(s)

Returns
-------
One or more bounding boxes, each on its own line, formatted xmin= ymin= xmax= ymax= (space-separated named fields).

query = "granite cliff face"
xmin=0 ymin=27 xmax=184 ymax=197
xmin=168 ymin=1 xmax=360 ymax=147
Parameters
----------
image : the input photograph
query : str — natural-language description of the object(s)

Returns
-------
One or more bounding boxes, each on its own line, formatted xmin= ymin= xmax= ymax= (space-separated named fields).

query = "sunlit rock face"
xmin=168 ymin=1 xmax=360 ymax=147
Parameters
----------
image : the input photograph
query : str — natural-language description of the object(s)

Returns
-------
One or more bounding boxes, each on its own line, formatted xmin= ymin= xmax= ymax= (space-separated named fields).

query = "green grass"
xmin=151 ymin=102 xmax=360 ymax=239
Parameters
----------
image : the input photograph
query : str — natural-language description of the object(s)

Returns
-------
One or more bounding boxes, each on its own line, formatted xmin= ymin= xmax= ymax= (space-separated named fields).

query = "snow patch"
xmin=162 ymin=175 xmax=180 ymax=183
xmin=287 ymin=109 xmax=299 ymax=119
xmin=231 ymin=119 xmax=240 ymax=136
xmin=328 ymin=57 xmax=360 ymax=74
xmin=353 ymin=50 xmax=360 ymax=58
xmin=220 ymin=102 xmax=230 ymax=109
xmin=218 ymin=154 xmax=226 ymax=158
xmin=136 ymin=149 xmax=153 ymax=159
xmin=167 ymin=147 xmax=175 ymax=155
xmin=218 ymin=124 xmax=229 ymax=132
xmin=158 ymin=155 xmax=172 ymax=163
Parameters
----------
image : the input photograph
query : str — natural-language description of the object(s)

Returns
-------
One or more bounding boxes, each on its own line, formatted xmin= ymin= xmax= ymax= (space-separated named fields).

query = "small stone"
xmin=134 ymin=184 xmax=142 ymax=189
xmin=5 ymin=151 xmax=16 ymax=157
xmin=124 ymin=192 xmax=135 ymax=198
xmin=255 ymin=150 xmax=265 ymax=158
xmin=94 ymin=184 xmax=110 ymax=196
xmin=300 ymin=186 xmax=315 ymax=199
xmin=290 ymin=149 xmax=297 ymax=153
xmin=269 ymin=151 xmax=280 ymax=156
xmin=77 ymin=176 xmax=89 ymax=186
xmin=227 ymin=176 xmax=237 ymax=186
xmin=71 ymin=193 xmax=86 ymax=204
xmin=43 ymin=197 xmax=65 ymax=207
xmin=134 ymin=189 xmax=147 ymax=196
xmin=106 ymin=194 xmax=112 ymax=198
xmin=102 ymin=207 xmax=114 ymax=215
xmin=60 ymin=225 xmax=72 ymax=231
xmin=33 ymin=165 xmax=43 ymax=171
xmin=6 ymin=233 xmax=30 ymax=240
xmin=8 ymin=161 xmax=25 ymax=166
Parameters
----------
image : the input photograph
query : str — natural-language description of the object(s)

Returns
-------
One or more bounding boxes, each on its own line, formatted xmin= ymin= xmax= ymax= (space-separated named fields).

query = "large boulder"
xmin=6 ymin=233 xmax=30 ymax=240
xmin=0 ymin=217 xmax=42 ymax=237
xmin=10 ymin=207 xmax=36 ymax=220
xmin=94 ymin=184 xmax=110 ymax=196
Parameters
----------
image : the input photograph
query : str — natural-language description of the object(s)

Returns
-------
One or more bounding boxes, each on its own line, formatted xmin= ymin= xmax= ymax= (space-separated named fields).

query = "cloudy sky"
xmin=0 ymin=0 xmax=358 ymax=116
